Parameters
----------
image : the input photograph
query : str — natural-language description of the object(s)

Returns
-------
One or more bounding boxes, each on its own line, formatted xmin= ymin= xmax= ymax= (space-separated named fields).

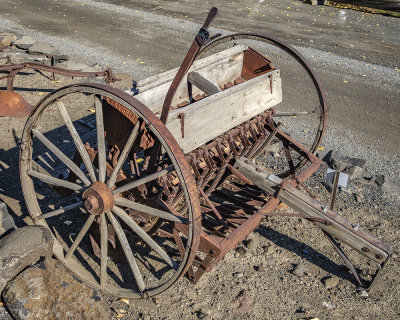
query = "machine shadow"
xmin=255 ymin=223 xmax=358 ymax=286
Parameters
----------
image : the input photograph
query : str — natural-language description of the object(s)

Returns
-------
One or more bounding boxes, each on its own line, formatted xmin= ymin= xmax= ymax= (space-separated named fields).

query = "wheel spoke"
xmin=113 ymin=165 xmax=174 ymax=195
xmin=32 ymin=129 xmax=91 ymax=186
xmin=57 ymin=101 xmax=97 ymax=183
xmin=114 ymin=196 xmax=184 ymax=223
xmin=107 ymin=211 xmax=146 ymax=292
xmin=112 ymin=206 xmax=178 ymax=269
xmin=107 ymin=120 xmax=141 ymax=188
xmin=100 ymin=213 xmax=108 ymax=287
xmin=95 ymin=95 xmax=107 ymax=183
xmin=27 ymin=170 xmax=83 ymax=191
xmin=36 ymin=201 xmax=83 ymax=220
xmin=65 ymin=214 xmax=96 ymax=259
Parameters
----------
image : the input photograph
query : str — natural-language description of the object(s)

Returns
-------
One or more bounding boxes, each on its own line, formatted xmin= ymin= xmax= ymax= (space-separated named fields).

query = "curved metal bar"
xmin=159 ymin=7 xmax=218 ymax=123
xmin=0 ymin=62 xmax=118 ymax=91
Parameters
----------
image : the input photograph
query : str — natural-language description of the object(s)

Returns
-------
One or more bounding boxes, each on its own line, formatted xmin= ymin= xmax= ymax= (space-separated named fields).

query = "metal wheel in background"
xmin=20 ymin=83 xmax=201 ymax=298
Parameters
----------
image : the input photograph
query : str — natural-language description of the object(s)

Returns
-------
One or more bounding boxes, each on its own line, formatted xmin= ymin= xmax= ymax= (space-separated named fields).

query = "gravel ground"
xmin=1 ymin=1 xmax=399 ymax=319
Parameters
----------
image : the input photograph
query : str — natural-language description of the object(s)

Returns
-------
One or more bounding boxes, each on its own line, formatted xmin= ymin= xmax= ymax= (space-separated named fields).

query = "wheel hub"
xmin=82 ymin=182 xmax=114 ymax=215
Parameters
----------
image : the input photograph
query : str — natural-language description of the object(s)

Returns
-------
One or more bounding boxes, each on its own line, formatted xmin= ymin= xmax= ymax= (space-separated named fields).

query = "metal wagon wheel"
xmin=197 ymin=33 xmax=327 ymax=177
xmin=20 ymin=83 xmax=201 ymax=298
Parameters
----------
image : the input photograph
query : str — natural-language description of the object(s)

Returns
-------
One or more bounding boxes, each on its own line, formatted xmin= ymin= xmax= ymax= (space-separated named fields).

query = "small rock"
xmin=56 ymin=60 xmax=89 ymax=71
xmin=236 ymin=246 xmax=246 ymax=256
xmin=244 ymin=238 xmax=258 ymax=250
xmin=3 ymin=258 xmax=112 ymax=320
xmin=266 ymin=143 xmax=281 ymax=158
xmin=81 ymin=64 xmax=103 ymax=72
xmin=255 ymin=263 xmax=267 ymax=273
xmin=0 ymin=33 xmax=17 ymax=43
xmin=323 ymin=276 xmax=339 ymax=288
xmin=13 ymin=36 xmax=36 ymax=50
xmin=28 ymin=41 xmax=56 ymax=55
xmin=375 ymin=175 xmax=385 ymax=186
xmin=233 ymin=272 xmax=244 ymax=279
xmin=358 ymin=290 xmax=369 ymax=297
xmin=0 ymin=37 xmax=11 ymax=50
xmin=233 ymin=290 xmax=252 ymax=315
xmin=322 ymin=301 xmax=335 ymax=310
xmin=292 ymin=263 xmax=307 ymax=277
xmin=323 ymin=150 xmax=366 ymax=177
xmin=263 ymin=244 xmax=275 ymax=255
xmin=355 ymin=193 xmax=364 ymax=203
xmin=196 ymin=310 xmax=209 ymax=319
xmin=308 ymin=0 xmax=327 ymax=5
xmin=53 ymin=54 xmax=69 ymax=63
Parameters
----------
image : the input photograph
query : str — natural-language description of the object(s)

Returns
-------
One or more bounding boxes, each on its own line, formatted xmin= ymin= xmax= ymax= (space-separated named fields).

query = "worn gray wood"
xmin=100 ymin=213 xmax=108 ymax=287
xmin=107 ymin=211 xmax=145 ymax=292
xmin=113 ymin=166 xmax=174 ymax=195
xmin=113 ymin=197 xmax=183 ymax=223
xmin=65 ymin=215 xmax=96 ymax=259
xmin=34 ymin=128 xmax=97 ymax=183
xmin=187 ymin=71 xmax=221 ymax=96
xmin=112 ymin=206 xmax=178 ymax=269
xmin=27 ymin=170 xmax=83 ymax=191
xmin=166 ymin=70 xmax=282 ymax=153
xmin=37 ymin=201 xmax=83 ymax=221
xmin=107 ymin=120 xmax=141 ymax=188
xmin=95 ymin=95 xmax=107 ymax=183
xmin=33 ymin=129 xmax=91 ymax=186
xmin=57 ymin=101 xmax=97 ymax=183
xmin=132 ymin=45 xmax=247 ymax=112
xmin=233 ymin=157 xmax=389 ymax=263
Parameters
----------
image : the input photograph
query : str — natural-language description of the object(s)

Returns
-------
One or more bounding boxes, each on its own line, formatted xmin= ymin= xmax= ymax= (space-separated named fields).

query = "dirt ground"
xmin=0 ymin=1 xmax=399 ymax=319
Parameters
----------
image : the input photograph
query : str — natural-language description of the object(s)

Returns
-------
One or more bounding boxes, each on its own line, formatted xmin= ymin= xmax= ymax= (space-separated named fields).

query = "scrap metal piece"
xmin=0 ymin=90 xmax=34 ymax=118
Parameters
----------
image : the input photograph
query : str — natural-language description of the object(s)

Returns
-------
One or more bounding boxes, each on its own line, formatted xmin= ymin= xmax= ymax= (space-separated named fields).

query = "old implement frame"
xmin=18 ymin=7 xmax=391 ymax=299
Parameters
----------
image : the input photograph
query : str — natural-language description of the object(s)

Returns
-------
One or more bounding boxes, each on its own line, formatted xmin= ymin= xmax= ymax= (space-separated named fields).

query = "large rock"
xmin=13 ymin=36 xmax=36 ymax=50
xmin=0 ymin=226 xmax=53 ymax=292
xmin=28 ymin=41 xmax=56 ymax=55
xmin=3 ymin=258 xmax=112 ymax=320
xmin=323 ymin=150 xmax=367 ymax=178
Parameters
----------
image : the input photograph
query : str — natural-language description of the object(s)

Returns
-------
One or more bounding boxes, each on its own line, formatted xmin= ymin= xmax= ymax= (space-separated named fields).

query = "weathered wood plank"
xmin=233 ymin=157 xmax=391 ymax=263
xmin=166 ymin=70 xmax=282 ymax=153
xmin=131 ymin=45 xmax=246 ymax=113
xmin=187 ymin=71 xmax=221 ymax=96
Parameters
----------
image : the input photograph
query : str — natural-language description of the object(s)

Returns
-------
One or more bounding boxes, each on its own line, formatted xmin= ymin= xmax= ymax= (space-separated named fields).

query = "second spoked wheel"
xmin=20 ymin=83 xmax=201 ymax=298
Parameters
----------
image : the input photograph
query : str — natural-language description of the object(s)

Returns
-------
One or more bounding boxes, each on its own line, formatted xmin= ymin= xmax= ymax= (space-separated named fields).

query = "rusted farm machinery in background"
xmin=1 ymin=8 xmax=392 ymax=299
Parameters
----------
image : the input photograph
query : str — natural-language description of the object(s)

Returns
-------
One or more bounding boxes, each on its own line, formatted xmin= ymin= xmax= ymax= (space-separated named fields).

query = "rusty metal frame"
xmin=0 ymin=62 xmax=118 ymax=90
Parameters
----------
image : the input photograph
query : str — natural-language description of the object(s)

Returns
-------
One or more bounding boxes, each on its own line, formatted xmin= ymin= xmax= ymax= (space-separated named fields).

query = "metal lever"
xmin=160 ymin=7 xmax=219 ymax=123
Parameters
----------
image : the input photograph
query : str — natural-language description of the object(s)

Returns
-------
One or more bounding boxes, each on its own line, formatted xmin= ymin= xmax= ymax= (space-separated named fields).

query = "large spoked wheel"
xmin=20 ymin=83 xmax=201 ymax=298
xmin=198 ymin=33 xmax=327 ymax=177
